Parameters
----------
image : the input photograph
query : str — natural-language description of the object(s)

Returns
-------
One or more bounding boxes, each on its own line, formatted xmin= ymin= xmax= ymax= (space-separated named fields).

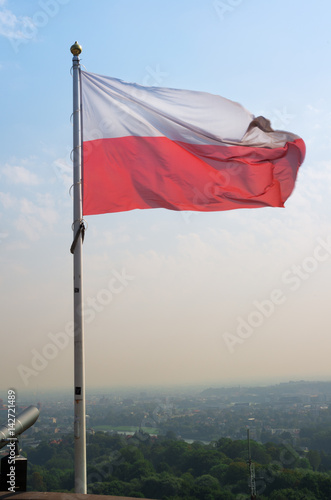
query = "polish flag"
xmin=81 ymin=71 xmax=305 ymax=216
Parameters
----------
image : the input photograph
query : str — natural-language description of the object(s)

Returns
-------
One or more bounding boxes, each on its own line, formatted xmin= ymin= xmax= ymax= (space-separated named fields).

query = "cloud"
xmin=15 ymin=194 xmax=58 ymax=240
xmin=52 ymin=157 xmax=72 ymax=189
xmin=15 ymin=213 xmax=43 ymax=241
xmin=0 ymin=191 xmax=16 ymax=208
xmin=306 ymin=103 xmax=323 ymax=114
xmin=0 ymin=2 xmax=35 ymax=40
xmin=1 ymin=192 xmax=58 ymax=241
xmin=1 ymin=164 xmax=40 ymax=185
xmin=102 ymin=228 xmax=131 ymax=247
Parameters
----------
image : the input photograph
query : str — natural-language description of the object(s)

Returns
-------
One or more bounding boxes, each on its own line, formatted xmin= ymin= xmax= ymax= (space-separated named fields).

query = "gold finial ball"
xmin=70 ymin=41 xmax=82 ymax=56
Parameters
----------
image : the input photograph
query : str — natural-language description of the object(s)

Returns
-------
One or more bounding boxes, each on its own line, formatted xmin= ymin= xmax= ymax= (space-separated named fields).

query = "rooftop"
xmin=0 ymin=493 xmax=153 ymax=500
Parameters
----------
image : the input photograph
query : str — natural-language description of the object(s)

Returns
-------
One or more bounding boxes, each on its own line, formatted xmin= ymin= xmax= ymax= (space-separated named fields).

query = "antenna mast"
xmin=247 ymin=428 xmax=257 ymax=500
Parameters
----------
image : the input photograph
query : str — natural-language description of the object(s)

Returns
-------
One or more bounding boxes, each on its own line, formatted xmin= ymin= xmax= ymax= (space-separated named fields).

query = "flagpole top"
xmin=70 ymin=41 xmax=82 ymax=56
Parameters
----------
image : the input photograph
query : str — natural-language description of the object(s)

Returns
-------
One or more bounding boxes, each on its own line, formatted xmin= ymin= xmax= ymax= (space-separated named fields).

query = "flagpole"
xmin=70 ymin=41 xmax=86 ymax=494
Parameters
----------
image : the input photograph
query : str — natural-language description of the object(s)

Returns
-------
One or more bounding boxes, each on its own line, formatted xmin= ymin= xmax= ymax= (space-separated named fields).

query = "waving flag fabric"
xmin=81 ymin=71 xmax=305 ymax=216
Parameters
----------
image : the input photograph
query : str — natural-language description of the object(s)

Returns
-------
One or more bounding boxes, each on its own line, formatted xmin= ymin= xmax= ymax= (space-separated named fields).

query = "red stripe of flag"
xmin=82 ymin=136 xmax=305 ymax=215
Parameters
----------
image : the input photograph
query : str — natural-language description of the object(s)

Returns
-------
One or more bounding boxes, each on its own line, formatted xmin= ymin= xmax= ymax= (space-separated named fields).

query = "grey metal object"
xmin=70 ymin=41 xmax=87 ymax=494
xmin=0 ymin=405 xmax=39 ymax=450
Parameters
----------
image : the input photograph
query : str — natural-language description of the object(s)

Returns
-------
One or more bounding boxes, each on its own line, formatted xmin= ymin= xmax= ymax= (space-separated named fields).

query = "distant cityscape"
xmin=2 ymin=380 xmax=331 ymax=452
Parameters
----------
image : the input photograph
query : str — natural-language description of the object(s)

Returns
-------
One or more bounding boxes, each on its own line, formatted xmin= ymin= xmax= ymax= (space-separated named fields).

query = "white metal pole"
xmin=70 ymin=41 xmax=86 ymax=494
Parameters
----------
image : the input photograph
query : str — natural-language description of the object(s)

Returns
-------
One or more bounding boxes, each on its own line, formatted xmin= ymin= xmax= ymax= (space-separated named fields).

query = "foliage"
xmin=24 ymin=431 xmax=331 ymax=499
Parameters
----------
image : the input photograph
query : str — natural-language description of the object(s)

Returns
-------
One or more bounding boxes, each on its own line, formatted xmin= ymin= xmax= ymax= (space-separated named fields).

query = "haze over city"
xmin=1 ymin=0 xmax=331 ymax=393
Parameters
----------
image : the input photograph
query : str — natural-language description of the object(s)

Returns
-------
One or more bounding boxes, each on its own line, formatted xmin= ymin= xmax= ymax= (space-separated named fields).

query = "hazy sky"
xmin=1 ymin=0 xmax=331 ymax=397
